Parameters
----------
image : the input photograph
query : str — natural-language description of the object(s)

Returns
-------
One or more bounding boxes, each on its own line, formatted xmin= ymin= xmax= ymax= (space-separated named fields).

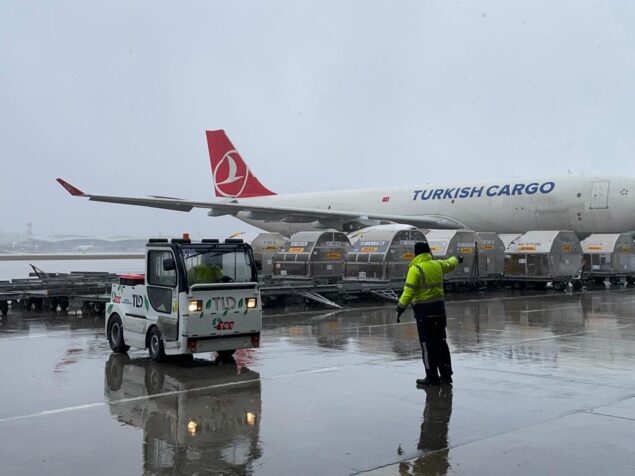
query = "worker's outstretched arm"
xmin=439 ymin=256 xmax=459 ymax=273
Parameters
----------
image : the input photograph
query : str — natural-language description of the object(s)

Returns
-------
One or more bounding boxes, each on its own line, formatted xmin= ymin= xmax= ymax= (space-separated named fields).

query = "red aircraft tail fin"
xmin=206 ymin=130 xmax=276 ymax=198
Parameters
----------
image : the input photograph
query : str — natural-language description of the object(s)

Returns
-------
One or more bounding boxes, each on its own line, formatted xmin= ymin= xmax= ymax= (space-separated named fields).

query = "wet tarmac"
xmin=1 ymin=288 xmax=635 ymax=475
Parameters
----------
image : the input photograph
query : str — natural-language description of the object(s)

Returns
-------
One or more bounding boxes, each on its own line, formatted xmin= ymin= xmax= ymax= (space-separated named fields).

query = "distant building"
xmin=0 ymin=235 xmax=146 ymax=253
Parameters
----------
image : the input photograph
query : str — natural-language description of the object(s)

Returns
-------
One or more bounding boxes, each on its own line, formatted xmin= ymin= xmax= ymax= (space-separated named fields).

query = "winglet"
xmin=56 ymin=178 xmax=86 ymax=197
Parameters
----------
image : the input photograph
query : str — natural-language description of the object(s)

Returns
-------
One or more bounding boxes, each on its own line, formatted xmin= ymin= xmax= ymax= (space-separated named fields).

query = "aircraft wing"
xmin=56 ymin=179 xmax=466 ymax=230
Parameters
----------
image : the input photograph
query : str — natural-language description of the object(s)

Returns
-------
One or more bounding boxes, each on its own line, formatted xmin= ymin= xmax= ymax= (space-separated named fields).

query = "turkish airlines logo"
xmin=213 ymin=150 xmax=251 ymax=197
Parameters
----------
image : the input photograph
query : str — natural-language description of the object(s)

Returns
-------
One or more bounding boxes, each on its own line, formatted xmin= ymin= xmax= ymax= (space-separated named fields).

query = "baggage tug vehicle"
xmin=106 ymin=237 xmax=262 ymax=361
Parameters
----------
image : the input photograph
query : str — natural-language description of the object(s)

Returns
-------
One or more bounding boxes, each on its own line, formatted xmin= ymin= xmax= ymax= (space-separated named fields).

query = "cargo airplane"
xmin=57 ymin=130 xmax=635 ymax=237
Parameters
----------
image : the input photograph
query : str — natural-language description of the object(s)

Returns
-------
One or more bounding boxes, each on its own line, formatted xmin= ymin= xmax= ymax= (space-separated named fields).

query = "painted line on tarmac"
xmin=0 ymin=362 xmax=348 ymax=425
xmin=520 ymin=305 xmax=581 ymax=314
xmin=584 ymin=411 xmax=635 ymax=422
xmin=588 ymin=313 xmax=635 ymax=321
xmin=580 ymin=335 xmax=635 ymax=345
xmin=470 ymin=322 xmax=632 ymax=351
xmin=362 ymin=321 xmax=416 ymax=330
xmin=0 ymin=330 xmax=98 ymax=340
xmin=355 ymin=394 xmax=635 ymax=476
xmin=0 ymin=377 xmax=262 ymax=425
xmin=447 ymin=286 xmax=635 ymax=306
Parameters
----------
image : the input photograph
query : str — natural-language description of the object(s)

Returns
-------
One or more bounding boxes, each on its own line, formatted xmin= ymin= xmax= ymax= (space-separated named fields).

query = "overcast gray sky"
xmin=1 ymin=0 xmax=634 ymax=239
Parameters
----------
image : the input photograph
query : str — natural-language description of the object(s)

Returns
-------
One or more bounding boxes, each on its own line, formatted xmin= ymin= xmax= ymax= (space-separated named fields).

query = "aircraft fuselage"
xmin=236 ymin=177 xmax=635 ymax=236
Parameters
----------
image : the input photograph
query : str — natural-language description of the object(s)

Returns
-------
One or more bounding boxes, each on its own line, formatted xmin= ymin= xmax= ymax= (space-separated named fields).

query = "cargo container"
xmin=344 ymin=225 xmax=427 ymax=281
xmin=476 ymin=232 xmax=506 ymax=282
xmin=581 ymin=233 xmax=635 ymax=285
xmin=272 ymin=231 xmax=351 ymax=282
xmin=503 ymin=231 xmax=582 ymax=290
xmin=424 ymin=230 xmax=477 ymax=289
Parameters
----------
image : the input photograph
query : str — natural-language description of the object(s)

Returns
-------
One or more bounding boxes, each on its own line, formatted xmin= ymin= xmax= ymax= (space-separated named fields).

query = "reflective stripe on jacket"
xmin=398 ymin=253 xmax=458 ymax=308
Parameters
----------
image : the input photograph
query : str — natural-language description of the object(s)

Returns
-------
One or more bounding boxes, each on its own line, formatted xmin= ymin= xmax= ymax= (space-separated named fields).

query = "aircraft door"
xmin=590 ymin=181 xmax=609 ymax=209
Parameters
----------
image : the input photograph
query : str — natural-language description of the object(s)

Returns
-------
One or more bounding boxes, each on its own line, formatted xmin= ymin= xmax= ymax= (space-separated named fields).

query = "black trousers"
xmin=413 ymin=300 xmax=453 ymax=379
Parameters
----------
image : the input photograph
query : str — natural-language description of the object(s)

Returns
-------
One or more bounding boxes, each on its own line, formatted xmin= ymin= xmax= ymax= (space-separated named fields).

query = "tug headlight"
xmin=188 ymin=300 xmax=203 ymax=312
xmin=246 ymin=298 xmax=257 ymax=309
xmin=246 ymin=412 xmax=257 ymax=426
xmin=187 ymin=420 xmax=198 ymax=435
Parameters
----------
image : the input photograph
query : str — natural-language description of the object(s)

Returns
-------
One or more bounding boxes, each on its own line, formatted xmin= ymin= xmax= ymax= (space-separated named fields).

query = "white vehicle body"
xmin=57 ymin=131 xmax=635 ymax=237
xmin=105 ymin=238 xmax=262 ymax=361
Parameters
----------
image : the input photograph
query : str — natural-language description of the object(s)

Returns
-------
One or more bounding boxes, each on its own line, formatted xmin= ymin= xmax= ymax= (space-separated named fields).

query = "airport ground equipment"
xmin=424 ymin=229 xmax=478 ymax=290
xmin=476 ymin=232 xmax=506 ymax=283
xmin=272 ymin=231 xmax=351 ymax=283
xmin=344 ymin=226 xmax=427 ymax=281
xmin=347 ymin=224 xmax=424 ymax=246
xmin=499 ymin=234 xmax=522 ymax=249
xmin=503 ymin=231 xmax=583 ymax=291
xmin=105 ymin=355 xmax=261 ymax=474
xmin=105 ymin=237 xmax=262 ymax=362
xmin=259 ymin=279 xmax=404 ymax=308
xmin=0 ymin=269 xmax=119 ymax=316
xmin=226 ymin=231 xmax=286 ymax=275
xmin=248 ymin=232 xmax=286 ymax=275
xmin=581 ymin=233 xmax=635 ymax=285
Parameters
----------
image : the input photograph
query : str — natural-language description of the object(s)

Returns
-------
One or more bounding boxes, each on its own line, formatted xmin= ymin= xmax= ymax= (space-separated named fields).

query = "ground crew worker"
xmin=396 ymin=242 xmax=463 ymax=387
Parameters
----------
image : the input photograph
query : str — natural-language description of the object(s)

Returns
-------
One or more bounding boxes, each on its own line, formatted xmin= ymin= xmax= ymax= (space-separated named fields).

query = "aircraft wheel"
xmin=0 ymin=301 xmax=8 ymax=316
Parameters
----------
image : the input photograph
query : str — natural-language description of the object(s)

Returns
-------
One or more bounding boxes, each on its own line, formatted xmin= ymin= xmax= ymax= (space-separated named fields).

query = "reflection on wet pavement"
xmin=105 ymin=355 xmax=262 ymax=475
xmin=1 ymin=288 xmax=635 ymax=475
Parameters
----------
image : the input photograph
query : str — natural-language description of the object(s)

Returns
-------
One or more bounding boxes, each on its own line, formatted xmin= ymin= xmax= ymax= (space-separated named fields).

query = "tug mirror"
xmin=163 ymin=258 xmax=176 ymax=271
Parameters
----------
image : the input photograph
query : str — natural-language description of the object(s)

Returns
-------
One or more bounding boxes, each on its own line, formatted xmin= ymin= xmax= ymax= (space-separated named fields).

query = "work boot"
xmin=440 ymin=375 xmax=453 ymax=385
xmin=416 ymin=376 xmax=440 ymax=387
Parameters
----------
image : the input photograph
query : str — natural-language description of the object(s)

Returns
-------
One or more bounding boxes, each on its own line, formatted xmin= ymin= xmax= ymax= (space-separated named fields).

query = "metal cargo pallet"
xmin=260 ymin=279 xmax=405 ymax=309
xmin=0 ymin=267 xmax=119 ymax=316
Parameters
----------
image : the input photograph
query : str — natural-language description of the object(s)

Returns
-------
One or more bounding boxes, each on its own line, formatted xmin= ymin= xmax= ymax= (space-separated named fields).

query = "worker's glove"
xmin=457 ymin=255 xmax=464 ymax=263
xmin=396 ymin=305 xmax=405 ymax=323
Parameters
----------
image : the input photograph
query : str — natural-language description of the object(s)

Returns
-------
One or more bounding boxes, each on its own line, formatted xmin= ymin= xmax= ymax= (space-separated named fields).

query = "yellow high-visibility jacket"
xmin=398 ymin=253 xmax=458 ymax=308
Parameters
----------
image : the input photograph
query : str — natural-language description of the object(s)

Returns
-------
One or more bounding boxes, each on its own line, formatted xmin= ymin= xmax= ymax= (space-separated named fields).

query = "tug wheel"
xmin=148 ymin=327 xmax=166 ymax=362
xmin=108 ymin=314 xmax=129 ymax=353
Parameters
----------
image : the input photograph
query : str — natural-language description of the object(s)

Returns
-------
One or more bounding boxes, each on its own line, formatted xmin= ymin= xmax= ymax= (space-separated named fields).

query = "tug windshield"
xmin=182 ymin=247 xmax=257 ymax=286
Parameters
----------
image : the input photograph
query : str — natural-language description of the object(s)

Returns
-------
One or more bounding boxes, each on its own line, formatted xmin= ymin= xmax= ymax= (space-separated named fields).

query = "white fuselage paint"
xmin=230 ymin=176 xmax=635 ymax=236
